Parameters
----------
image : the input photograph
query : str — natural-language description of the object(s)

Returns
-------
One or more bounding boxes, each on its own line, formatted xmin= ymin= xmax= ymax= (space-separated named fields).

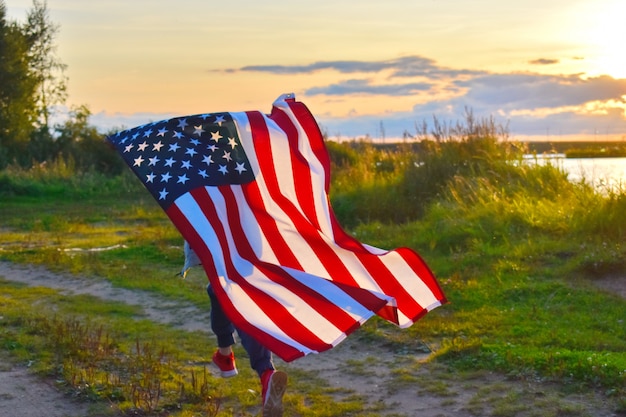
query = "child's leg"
xmin=207 ymin=285 xmax=236 ymax=348
xmin=207 ymin=284 xmax=286 ymax=415
xmin=236 ymin=327 xmax=275 ymax=377
xmin=207 ymin=284 xmax=274 ymax=377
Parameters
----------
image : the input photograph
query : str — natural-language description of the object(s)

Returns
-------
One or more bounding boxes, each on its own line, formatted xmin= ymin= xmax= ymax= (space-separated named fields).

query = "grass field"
xmin=1 ymin=139 xmax=625 ymax=416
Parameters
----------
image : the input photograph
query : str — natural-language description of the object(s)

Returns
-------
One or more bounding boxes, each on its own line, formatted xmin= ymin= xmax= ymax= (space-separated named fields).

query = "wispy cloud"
xmin=454 ymin=73 xmax=626 ymax=110
xmin=231 ymin=55 xmax=484 ymax=79
xmin=529 ymin=58 xmax=560 ymax=65
xmin=306 ymin=79 xmax=435 ymax=96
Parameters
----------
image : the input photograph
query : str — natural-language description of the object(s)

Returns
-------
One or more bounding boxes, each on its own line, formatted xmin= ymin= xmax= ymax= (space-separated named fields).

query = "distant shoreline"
xmin=347 ymin=139 xmax=626 ymax=159
xmin=564 ymin=149 xmax=626 ymax=158
xmin=523 ymin=140 xmax=626 ymax=158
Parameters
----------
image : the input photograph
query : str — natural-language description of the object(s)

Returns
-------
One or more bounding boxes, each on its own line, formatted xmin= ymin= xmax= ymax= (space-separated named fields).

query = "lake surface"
xmin=524 ymin=155 xmax=626 ymax=190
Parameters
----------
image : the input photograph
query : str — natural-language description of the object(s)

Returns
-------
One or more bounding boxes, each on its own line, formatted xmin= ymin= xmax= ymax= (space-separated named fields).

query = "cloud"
xmin=305 ymin=79 xmax=435 ymax=96
xmin=501 ymin=108 xmax=626 ymax=136
xmin=237 ymin=56 xmax=434 ymax=74
xmin=529 ymin=58 xmax=559 ymax=65
xmin=455 ymin=73 xmax=626 ymax=110
xmin=233 ymin=55 xmax=484 ymax=79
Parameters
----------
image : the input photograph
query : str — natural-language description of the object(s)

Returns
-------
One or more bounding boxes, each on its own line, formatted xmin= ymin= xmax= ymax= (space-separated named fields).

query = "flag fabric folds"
xmin=107 ymin=93 xmax=446 ymax=362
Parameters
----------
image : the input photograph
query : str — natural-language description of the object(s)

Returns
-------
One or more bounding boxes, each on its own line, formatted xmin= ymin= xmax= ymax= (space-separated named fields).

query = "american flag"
xmin=108 ymin=94 xmax=446 ymax=362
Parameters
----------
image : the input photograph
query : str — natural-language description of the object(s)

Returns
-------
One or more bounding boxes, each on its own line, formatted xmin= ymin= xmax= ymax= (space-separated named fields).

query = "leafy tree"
xmin=0 ymin=0 xmax=67 ymax=168
xmin=25 ymin=0 xmax=67 ymax=131
xmin=25 ymin=0 xmax=68 ymax=164
xmin=0 ymin=0 xmax=38 ymax=167
xmin=52 ymin=105 xmax=126 ymax=175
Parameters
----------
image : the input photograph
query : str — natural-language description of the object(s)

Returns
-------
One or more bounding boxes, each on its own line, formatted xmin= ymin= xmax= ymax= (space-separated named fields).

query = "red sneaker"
xmin=212 ymin=350 xmax=238 ymax=377
xmin=261 ymin=369 xmax=288 ymax=417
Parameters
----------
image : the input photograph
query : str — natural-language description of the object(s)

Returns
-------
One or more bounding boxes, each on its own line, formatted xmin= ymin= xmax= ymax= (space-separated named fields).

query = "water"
xmin=524 ymin=155 xmax=626 ymax=191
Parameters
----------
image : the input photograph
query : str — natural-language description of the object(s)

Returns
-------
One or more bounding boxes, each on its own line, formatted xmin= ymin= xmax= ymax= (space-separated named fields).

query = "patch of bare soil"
xmin=0 ymin=353 xmax=90 ymax=417
xmin=592 ymin=274 xmax=626 ymax=300
xmin=0 ymin=261 xmax=623 ymax=417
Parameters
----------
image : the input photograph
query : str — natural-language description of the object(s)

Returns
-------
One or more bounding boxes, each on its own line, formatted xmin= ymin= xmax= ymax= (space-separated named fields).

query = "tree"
xmin=53 ymin=105 xmax=126 ymax=174
xmin=0 ymin=0 xmax=38 ymax=167
xmin=25 ymin=0 xmax=67 ymax=131
xmin=0 ymin=0 xmax=68 ymax=167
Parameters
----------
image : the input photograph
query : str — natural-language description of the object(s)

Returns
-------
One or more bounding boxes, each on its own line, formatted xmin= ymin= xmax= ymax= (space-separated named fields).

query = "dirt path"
xmin=0 ymin=262 xmax=622 ymax=417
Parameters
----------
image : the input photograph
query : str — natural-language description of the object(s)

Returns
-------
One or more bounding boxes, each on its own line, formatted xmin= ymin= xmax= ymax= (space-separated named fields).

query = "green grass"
xmin=1 ymin=138 xmax=626 ymax=415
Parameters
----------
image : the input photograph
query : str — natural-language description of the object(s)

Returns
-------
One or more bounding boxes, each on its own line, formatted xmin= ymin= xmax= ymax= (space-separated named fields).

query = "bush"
xmin=1 ymin=104 xmax=126 ymax=175
xmin=0 ymin=159 xmax=142 ymax=198
xmin=327 ymin=112 xmax=524 ymax=228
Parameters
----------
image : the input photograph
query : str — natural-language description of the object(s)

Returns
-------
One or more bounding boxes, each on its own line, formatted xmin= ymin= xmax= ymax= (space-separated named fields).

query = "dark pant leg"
xmin=236 ymin=326 xmax=275 ymax=377
xmin=207 ymin=285 xmax=274 ymax=376
xmin=207 ymin=284 xmax=236 ymax=347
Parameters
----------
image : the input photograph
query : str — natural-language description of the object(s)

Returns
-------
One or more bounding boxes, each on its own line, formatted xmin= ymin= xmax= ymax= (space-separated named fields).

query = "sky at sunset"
xmin=6 ymin=0 xmax=626 ymax=141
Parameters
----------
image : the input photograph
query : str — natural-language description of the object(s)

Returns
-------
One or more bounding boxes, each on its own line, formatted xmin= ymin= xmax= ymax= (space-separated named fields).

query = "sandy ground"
xmin=0 ymin=261 xmax=623 ymax=417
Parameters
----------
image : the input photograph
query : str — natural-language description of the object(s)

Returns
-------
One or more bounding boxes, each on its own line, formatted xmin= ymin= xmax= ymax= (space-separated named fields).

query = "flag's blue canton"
xmin=108 ymin=112 xmax=255 ymax=209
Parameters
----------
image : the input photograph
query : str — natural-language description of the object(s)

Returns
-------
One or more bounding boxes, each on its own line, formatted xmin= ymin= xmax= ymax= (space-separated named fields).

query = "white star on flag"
xmin=211 ymin=131 xmax=222 ymax=142
xmin=193 ymin=125 xmax=205 ymax=136
xmin=133 ymin=155 xmax=144 ymax=166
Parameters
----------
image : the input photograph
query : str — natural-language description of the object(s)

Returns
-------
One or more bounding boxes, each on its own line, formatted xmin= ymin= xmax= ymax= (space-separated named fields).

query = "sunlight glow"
xmin=586 ymin=0 xmax=626 ymax=79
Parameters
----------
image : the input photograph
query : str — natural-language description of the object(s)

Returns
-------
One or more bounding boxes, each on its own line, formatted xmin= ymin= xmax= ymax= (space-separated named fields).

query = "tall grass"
xmin=0 ymin=157 xmax=142 ymax=198
xmin=328 ymin=113 xmax=526 ymax=228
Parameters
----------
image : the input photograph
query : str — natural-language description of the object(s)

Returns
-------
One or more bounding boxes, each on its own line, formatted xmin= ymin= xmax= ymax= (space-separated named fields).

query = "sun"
xmin=585 ymin=0 xmax=626 ymax=79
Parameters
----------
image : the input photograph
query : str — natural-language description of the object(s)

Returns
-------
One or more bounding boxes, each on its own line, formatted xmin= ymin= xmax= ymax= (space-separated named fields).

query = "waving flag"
xmin=107 ymin=94 xmax=446 ymax=362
